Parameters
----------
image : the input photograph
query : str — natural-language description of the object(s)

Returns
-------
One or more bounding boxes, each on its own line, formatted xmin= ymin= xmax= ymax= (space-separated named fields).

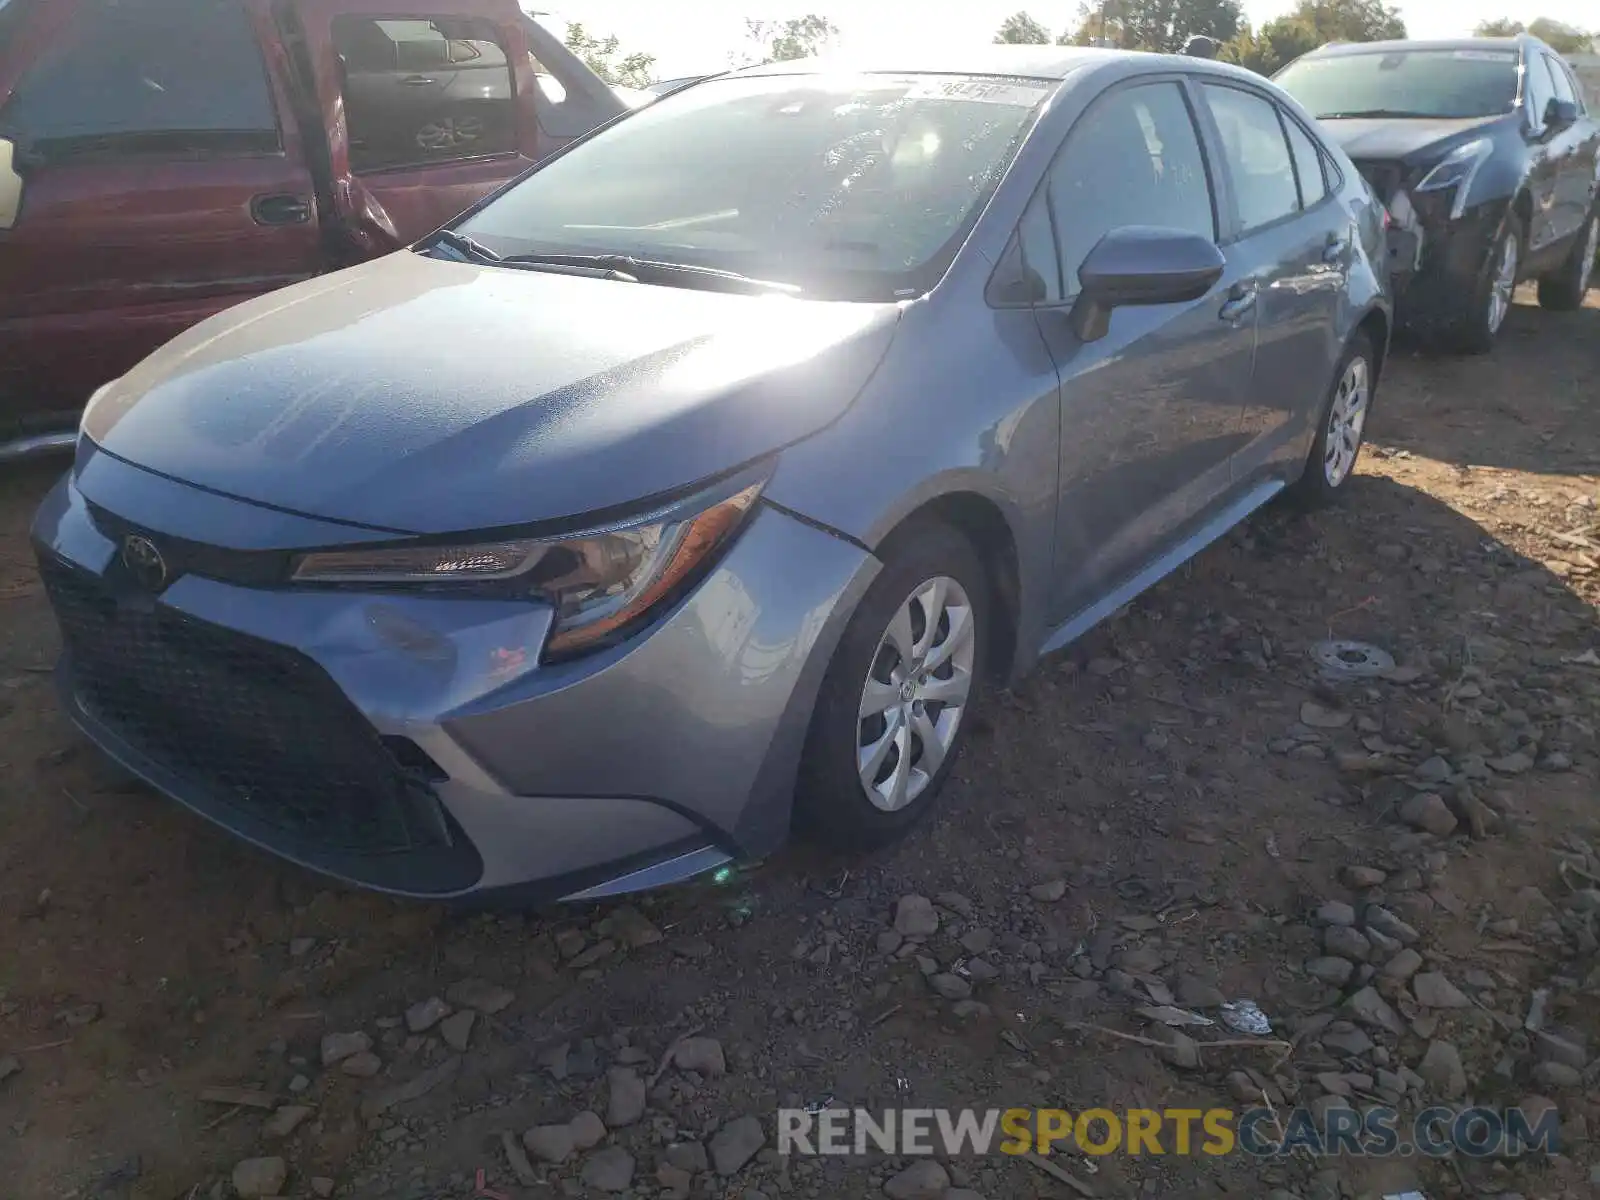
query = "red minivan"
xmin=0 ymin=0 xmax=624 ymax=457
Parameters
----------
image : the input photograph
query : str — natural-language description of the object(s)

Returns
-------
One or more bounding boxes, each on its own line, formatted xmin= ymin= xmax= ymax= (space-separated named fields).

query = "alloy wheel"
xmin=856 ymin=576 xmax=975 ymax=813
xmin=1323 ymin=356 xmax=1370 ymax=488
xmin=417 ymin=115 xmax=485 ymax=152
xmin=1486 ymin=232 xmax=1518 ymax=334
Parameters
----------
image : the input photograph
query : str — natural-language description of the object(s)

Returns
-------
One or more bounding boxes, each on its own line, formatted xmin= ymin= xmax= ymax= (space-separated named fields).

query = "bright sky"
xmin=533 ymin=1 xmax=1596 ymax=79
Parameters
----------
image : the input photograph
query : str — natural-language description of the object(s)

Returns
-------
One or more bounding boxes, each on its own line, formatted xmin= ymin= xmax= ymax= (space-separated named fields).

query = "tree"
xmin=1473 ymin=18 xmax=1524 ymax=37
xmin=562 ymin=22 xmax=656 ymax=89
xmin=1062 ymin=0 xmax=1243 ymax=54
xmin=1528 ymin=18 xmax=1593 ymax=54
xmin=1219 ymin=0 xmax=1405 ymax=76
xmin=736 ymin=14 xmax=840 ymax=65
xmin=994 ymin=11 xmax=1053 ymax=44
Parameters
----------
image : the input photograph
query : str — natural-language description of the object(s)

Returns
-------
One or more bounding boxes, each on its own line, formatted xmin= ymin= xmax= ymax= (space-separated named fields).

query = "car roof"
xmin=1301 ymin=36 xmax=1538 ymax=59
xmin=724 ymin=45 xmax=1173 ymax=82
xmin=723 ymin=44 xmax=1301 ymax=95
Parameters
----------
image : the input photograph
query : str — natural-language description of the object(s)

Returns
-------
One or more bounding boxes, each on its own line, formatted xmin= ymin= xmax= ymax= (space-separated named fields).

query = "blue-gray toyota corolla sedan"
xmin=32 ymin=47 xmax=1391 ymax=903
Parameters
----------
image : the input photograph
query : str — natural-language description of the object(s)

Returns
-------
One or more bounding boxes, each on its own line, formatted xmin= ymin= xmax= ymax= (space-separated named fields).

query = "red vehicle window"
xmin=0 ymin=0 xmax=279 ymax=158
xmin=332 ymin=14 xmax=517 ymax=173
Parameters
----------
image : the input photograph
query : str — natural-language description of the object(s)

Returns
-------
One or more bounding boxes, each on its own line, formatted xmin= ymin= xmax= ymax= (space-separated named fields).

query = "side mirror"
xmin=0 ymin=137 xmax=22 ymax=230
xmin=1070 ymin=225 xmax=1226 ymax=342
xmin=1544 ymin=98 xmax=1579 ymax=129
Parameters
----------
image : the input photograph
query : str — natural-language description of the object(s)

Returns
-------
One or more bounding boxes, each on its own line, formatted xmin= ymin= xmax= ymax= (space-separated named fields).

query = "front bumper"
xmin=30 ymin=454 xmax=877 ymax=903
xmin=1393 ymin=196 xmax=1511 ymax=329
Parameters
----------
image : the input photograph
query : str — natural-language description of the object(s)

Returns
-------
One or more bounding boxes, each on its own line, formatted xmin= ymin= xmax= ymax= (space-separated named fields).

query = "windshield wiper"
xmin=425 ymin=229 xmax=503 ymax=263
xmin=1316 ymin=109 xmax=1437 ymax=119
xmin=499 ymin=252 xmax=801 ymax=294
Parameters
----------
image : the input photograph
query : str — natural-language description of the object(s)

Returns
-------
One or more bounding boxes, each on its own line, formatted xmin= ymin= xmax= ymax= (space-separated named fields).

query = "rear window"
xmin=1275 ymin=48 xmax=1520 ymax=120
xmin=0 ymin=0 xmax=278 ymax=156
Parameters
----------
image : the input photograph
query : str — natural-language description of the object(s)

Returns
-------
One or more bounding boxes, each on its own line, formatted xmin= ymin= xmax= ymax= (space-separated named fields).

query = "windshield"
xmin=1275 ymin=48 xmax=1519 ymax=120
xmin=456 ymin=72 xmax=1052 ymax=299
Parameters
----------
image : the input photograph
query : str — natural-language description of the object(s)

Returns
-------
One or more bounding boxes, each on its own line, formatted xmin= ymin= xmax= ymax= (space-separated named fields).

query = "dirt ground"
xmin=1 ymin=288 xmax=1597 ymax=1200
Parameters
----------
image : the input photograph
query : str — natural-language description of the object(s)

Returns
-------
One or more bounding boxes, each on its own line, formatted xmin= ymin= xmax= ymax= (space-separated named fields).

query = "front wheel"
xmin=1288 ymin=331 xmax=1377 ymax=510
xmin=1536 ymin=210 xmax=1599 ymax=312
xmin=795 ymin=521 xmax=989 ymax=849
xmin=1441 ymin=222 xmax=1520 ymax=353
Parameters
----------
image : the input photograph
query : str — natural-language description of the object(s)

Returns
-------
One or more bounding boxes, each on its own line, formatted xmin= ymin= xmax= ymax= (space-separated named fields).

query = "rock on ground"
xmin=710 ymin=1114 xmax=765 ymax=1175
xmin=581 ymin=1146 xmax=635 ymax=1192
xmin=523 ymin=1123 xmax=575 ymax=1164
xmin=606 ymin=1066 xmax=646 ymax=1127
xmin=319 ymin=1030 xmax=371 ymax=1066
xmin=883 ymin=1159 xmax=951 ymax=1199
xmin=232 ymin=1157 xmax=287 ymax=1199
xmin=893 ymin=895 xmax=940 ymax=936
xmin=672 ymin=1036 xmax=727 ymax=1076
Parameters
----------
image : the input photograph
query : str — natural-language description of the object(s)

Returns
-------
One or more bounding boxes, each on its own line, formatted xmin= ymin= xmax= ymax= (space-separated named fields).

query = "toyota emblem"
xmin=120 ymin=535 xmax=168 ymax=591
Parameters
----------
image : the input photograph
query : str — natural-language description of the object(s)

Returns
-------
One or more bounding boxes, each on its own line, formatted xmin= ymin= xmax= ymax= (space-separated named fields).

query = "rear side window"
xmin=1202 ymin=84 xmax=1299 ymax=233
xmin=1045 ymin=81 xmax=1216 ymax=299
xmin=332 ymin=15 xmax=517 ymax=173
xmin=1542 ymin=53 xmax=1577 ymax=108
xmin=1281 ymin=114 xmax=1328 ymax=208
xmin=0 ymin=0 xmax=278 ymax=156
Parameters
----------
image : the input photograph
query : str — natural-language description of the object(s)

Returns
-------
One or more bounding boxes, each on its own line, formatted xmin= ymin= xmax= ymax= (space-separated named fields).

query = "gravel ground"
xmin=0 ymin=287 xmax=1597 ymax=1200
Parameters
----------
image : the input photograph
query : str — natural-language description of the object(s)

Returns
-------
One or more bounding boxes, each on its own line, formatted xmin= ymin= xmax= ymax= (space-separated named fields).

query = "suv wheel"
xmin=1443 ymin=222 xmax=1521 ymax=353
xmin=1536 ymin=210 xmax=1599 ymax=312
xmin=1288 ymin=331 xmax=1376 ymax=509
xmin=795 ymin=521 xmax=989 ymax=849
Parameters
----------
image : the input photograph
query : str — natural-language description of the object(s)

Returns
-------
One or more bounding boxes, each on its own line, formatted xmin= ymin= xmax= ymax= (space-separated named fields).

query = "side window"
xmin=0 ymin=0 xmax=278 ymax=156
xmin=1282 ymin=114 xmax=1329 ymax=209
xmin=1045 ymin=81 xmax=1215 ymax=299
xmin=1543 ymin=54 xmax=1577 ymax=107
xmin=1201 ymin=85 xmax=1299 ymax=233
xmin=332 ymin=16 xmax=517 ymax=172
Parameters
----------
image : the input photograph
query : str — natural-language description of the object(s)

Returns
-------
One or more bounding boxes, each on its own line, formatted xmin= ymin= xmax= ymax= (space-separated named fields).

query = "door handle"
xmin=250 ymin=193 xmax=311 ymax=226
xmin=1322 ymin=232 xmax=1347 ymax=264
xmin=1219 ymin=282 xmax=1257 ymax=322
xmin=400 ymin=75 xmax=437 ymax=85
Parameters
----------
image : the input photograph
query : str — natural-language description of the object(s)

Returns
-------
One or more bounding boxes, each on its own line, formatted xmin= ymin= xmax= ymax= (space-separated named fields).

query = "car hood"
xmin=1317 ymin=114 xmax=1504 ymax=164
xmin=83 ymin=252 xmax=901 ymax=535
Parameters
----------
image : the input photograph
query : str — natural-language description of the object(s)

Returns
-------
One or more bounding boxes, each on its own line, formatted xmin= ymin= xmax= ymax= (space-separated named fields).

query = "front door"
xmin=1030 ymin=77 xmax=1257 ymax=622
xmin=1537 ymin=51 xmax=1599 ymax=251
xmin=291 ymin=0 xmax=540 ymax=250
xmin=1197 ymin=82 xmax=1349 ymax=478
xmin=0 ymin=0 xmax=323 ymax=430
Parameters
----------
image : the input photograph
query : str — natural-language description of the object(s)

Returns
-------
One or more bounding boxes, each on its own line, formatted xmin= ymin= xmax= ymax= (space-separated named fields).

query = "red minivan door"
xmin=0 ymin=0 xmax=325 ymax=437
xmin=288 ymin=0 xmax=544 ymax=252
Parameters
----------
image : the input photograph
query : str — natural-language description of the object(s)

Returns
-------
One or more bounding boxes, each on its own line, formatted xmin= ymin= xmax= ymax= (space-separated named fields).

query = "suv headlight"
xmin=1414 ymin=138 xmax=1491 ymax=220
xmin=292 ymin=475 xmax=766 ymax=659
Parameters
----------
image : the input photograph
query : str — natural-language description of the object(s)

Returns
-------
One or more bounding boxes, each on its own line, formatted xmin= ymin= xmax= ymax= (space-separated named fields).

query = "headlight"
xmin=292 ymin=477 xmax=765 ymax=659
xmin=1414 ymin=138 xmax=1491 ymax=220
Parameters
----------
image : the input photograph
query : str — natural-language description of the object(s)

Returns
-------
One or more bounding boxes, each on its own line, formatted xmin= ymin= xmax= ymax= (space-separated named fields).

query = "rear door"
xmin=0 ymin=0 xmax=323 ymax=427
xmin=1029 ymin=76 xmax=1259 ymax=622
xmin=291 ymin=0 xmax=541 ymax=249
xmin=1196 ymin=81 xmax=1349 ymax=479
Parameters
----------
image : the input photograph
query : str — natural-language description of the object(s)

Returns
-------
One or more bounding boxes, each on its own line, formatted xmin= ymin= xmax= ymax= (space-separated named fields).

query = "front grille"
xmin=39 ymin=555 xmax=449 ymax=856
xmin=85 ymin=502 xmax=290 ymax=588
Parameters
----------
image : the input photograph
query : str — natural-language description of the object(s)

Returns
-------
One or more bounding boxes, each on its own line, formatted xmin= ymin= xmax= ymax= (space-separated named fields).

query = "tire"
xmin=1440 ymin=220 xmax=1521 ymax=354
xmin=794 ymin=521 xmax=990 ymax=849
xmin=1287 ymin=331 xmax=1377 ymax=510
xmin=1536 ymin=209 xmax=1599 ymax=312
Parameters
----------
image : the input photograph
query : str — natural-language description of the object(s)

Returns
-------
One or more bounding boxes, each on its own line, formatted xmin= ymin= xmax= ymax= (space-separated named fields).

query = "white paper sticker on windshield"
xmin=1451 ymin=49 xmax=1517 ymax=62
xmin=905 ymin=78 xmax=1053 ymax=107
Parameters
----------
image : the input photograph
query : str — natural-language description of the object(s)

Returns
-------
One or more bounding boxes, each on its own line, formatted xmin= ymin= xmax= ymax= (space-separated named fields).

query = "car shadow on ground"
xmin=1374 ymin=294 xmax=1600 ymax=477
